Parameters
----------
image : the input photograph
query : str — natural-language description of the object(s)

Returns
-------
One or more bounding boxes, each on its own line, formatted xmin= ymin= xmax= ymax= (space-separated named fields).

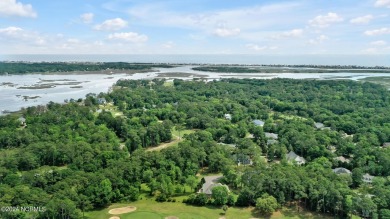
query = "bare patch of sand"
xmin=165 ymin=216 xmax=179 ymax=219
xmin=109 ymin=217 xmax=120 ymax=219
xmin=108 ymin=206 xmax=137 ymax=215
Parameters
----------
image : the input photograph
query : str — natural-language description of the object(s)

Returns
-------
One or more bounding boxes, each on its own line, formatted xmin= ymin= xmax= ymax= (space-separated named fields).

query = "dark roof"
xmin=233 ymin=154 xmax=252 ymax=165
xmin=97 ymin=98 xmax=106 ymax=104
xmin=333 ymin=167 xmax=352 ymax=175
xmin=362 ymin=173 xmax=375 ymax=183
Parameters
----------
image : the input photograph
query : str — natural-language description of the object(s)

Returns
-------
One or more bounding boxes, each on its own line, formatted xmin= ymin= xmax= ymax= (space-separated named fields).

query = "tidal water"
xmin=1 ymin=65 xmax=390 ymax=114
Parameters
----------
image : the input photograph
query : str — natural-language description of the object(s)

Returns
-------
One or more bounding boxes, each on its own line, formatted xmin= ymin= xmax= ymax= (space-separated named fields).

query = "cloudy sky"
xmin=1 ymin=0 xmax=389 ymax=54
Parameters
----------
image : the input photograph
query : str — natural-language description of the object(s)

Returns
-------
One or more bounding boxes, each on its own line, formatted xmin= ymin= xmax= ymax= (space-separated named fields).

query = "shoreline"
xmin=1 ymin=69 xmax=155 ymax=76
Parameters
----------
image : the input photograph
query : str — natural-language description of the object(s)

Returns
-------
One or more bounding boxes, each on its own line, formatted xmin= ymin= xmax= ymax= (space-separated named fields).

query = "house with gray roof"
xmin=18 ymin=117 xmax=26 ymax=126
xmin=265 ymin=132 xmax=278 ymax=139
xmin=334 ymin=156 xmax=351 ymax=163
xmin=286 ymin=151 xmax=306 ymax=165
xmin=198 ymin=175 xmax=230 ymax=195
xmin=267 ymin=139 xmax=278 ymax=145
xmin=253 ymin=120 xmax=264 ymax=127
xmin=362 ymin=173 xmax=375 ymax=184
xmin=314 ymin=122 xmax=331 ymax=130
xmin=333 ymin=167 xmax=352 ymax=175
xmin=97 ymin=98 xmax=107 ymax=105
xmin=233 ymin=154 xmax=253 ymax=166
xmin=314 ymin=122 xmax=324 ymax=129
xmin=382 ymin=142 xmax=390 ymax=148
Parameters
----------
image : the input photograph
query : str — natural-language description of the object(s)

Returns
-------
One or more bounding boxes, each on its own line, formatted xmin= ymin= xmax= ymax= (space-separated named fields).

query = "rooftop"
xmin=253 ymin=120 xmax=264 ymax=126
xmin=333 ymin=167 xmax=352 ymax=175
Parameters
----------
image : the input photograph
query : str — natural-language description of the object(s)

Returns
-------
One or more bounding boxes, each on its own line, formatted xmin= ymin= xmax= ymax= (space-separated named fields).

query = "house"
xmin=327 ymin=145 xmax=337 ymax=153
xmin=334 ymin=156 xmax=351 ymax=163
xmin=97 ymin=98 xmax=107 ymax=105
xmin=286 ymin=151 xmax=306 ymax=165
xmin=314 ymin=122 xmax=324 ymax=129
xmin=217 ymin=143 xmax=236 ymax=149
xmin=233 ymin=154 xmax=253 ymax=166
xmin=267 ymin=139 xmax=278 ymax=145
xmin=314 ymin=122 xmax=331 ymax=130
xmin=382 ymin=142 xmax=390 ymax=148
xmin=198 ymin=175 xmax=230 ymax=195
xmin=224 ymin=114 xmax=232 ymax=120
xmin=247 ymin=134 xmax=254 ymax=139
xmin=18 ymin=117 xmax=26 ymax=126
xmin=265 ymin=132 xmax=278 ymax=140
xmin=362 ymin=173 xmax=375 ymax=184
xmin=253 ymin=120 xmax=265 ymax=127
xmin=332 ymin=167 xmax=352 ymax=175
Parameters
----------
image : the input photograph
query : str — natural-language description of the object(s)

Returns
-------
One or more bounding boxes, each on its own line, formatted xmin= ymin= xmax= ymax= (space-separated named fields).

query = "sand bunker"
xmin=109 ymin=217 xmax=120 ymax=219
xmin=165 ymin=216 xmax=179 ymax=219
xmin=108 ymin=206 xmax=137 ymax=215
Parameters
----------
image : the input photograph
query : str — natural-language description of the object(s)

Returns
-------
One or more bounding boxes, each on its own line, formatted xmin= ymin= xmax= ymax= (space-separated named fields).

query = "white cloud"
xmin=246 ymin=44 xmax=278 ymax=51
xmin=213 ymin=27 xmax=240 ymax=37
xmin=375 ymin=0 xmax=390 ymax=8
xmin=0 ymin=26 xmax=23 ymax=36
xmin=350 ymin=15 xmax=373 ymax=25
xmin=364 ymin=28 xmax=390 ymax=36
xmin=271 ymin=29 xmax=303 ymax=39
xmin=361 ymin=48 xmax=379 ymax=54
xmin=108 ymin=32 xmax=148 ymax=43
xmin=126 ymin=2 xmax=300 ymax=36
xmin=309 ymin=12 xmax=343 ymax=28
xmin=94 ymin=41 xmax=104 ymax=46
xmin=94 ymin=18 xmax=128 ymax=31
xmin=308 ymin=35 xmax=329 ymax=44
xmin=370 ymin=40 xmax=387 ymax=46
xmin=0 ymin=26 xmax=45 ymax=45
xmin=0 ymin=0 xmax=36 ymax=18
xmin=80 ymin=13 xmax=94 ymax=24
xmin=162 ymin=41 xmax=175 ymax=48
xmin=67 ymin=38 xmax=80 ymax=44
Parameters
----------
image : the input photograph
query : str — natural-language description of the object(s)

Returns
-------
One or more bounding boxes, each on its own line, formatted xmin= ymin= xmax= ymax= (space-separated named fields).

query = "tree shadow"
xmin=250 ymin=209 xmax=273 ymax=219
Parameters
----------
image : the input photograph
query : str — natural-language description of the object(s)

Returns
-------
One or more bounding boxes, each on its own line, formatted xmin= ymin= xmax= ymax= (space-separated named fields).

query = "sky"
xmin=0 ymin=0 xmax=389 ymax=55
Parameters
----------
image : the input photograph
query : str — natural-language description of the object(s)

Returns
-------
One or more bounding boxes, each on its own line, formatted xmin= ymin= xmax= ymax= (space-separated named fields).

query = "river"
xmin=1 ymin=65 xmax=390 ymax=115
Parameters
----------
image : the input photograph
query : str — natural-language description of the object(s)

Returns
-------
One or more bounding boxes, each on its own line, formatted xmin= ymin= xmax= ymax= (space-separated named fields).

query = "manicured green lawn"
xmin=85 ymin=198 xmax=334 ymax=219
xmin=120 ymin=211 xmax=163 ymax=219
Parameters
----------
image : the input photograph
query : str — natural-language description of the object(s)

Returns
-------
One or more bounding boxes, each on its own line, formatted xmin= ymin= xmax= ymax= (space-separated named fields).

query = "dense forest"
xmin=1 ymin=78 xmax=390 ymax=218
xmin=0 ymin=62 xmax=174 ymax=74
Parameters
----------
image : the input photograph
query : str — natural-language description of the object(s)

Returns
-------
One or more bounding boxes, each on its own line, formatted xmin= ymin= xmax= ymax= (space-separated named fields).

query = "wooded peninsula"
xmin=1 ymin=61 xmax=390 ymax=75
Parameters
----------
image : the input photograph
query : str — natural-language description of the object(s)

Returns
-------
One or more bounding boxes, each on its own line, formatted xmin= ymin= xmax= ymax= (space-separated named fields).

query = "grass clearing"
xmin=147 ymin=127 xmax=195 ymax=152
xmin=98 ymin=103 xmax=124 ymax=117
xmin=171 ymin=127 xmax=195 ymax=139
xmin=163 ymin=81 xmax=174 ymax=87
xmin=85 ymin=199 xmax=333 ymax=219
